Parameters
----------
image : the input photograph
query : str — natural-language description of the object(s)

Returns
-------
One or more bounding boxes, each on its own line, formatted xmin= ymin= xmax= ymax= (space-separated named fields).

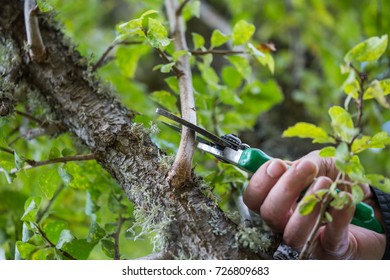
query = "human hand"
xmin=243 ymin=151 xmax=386 ymax=259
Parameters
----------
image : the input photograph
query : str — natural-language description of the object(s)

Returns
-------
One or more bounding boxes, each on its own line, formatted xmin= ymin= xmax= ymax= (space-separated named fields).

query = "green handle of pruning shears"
xmin=238 ymin=148 xmax=384 ymax=234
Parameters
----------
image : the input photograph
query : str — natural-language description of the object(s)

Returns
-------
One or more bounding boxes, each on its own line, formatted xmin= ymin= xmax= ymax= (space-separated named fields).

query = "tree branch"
xmin=24 ymin=0 xmax=46 ymax=62
xmin=165 ymin=0 xmax=197 ymax=188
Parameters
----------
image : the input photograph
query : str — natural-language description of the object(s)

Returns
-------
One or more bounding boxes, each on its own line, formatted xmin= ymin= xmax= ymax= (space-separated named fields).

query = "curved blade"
xmin=156 ymin=108 xmax=229 ymax=148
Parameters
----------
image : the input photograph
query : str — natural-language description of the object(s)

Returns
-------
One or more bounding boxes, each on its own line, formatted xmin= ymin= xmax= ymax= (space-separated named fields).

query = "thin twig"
xmin=24 ymin=0 xmax=47 ymax=62
xmin=14 ymin=109 xmax=44 ymax=125
xmin=113 ymin=214 xmax=124 ymax=260
xmin=156 ymin=48 xmax=183 ymax=76
xmin=176 ymin=0 xmax=191 ymax=16
xmin=10 ymin=153 xmax=97 ymax=174
xmin=165 ymin=0 xmax=197 ymax=188
xmin=92 ymin=40 xmax=142 ymax=71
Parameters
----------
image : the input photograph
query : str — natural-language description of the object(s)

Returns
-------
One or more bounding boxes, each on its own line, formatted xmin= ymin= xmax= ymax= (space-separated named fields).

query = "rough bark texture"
xmin=0 ymin=0 xmax=273 ymax=259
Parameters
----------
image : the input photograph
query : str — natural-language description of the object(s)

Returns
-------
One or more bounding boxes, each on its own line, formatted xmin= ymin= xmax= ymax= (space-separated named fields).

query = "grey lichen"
xmin=235 ymin=225 xmax=272 ymax=255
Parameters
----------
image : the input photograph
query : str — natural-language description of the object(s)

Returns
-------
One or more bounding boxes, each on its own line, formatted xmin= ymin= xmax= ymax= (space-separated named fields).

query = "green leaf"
xmin=351 ymin=185 xmax=365 ymax=203
xmin=42 ymin=220 xmax=68 ymax=244
xmin=147 ymin=18 xmax=170 ymax=48
xmin=247 ymin=43 xmax=275 ymax=74
xmin=61 ymin=239 xmax=96 ymax=260
xmin=101 ymin=238 xmax=115 ymax=259
xmin=226 ymin=55 xmax=251 ymax=82
xmin=210 ymin=29 xmax=230 ymax=48
xmin=16 ymin=241 xmax=36 ymax=260
xmin=183 ymin=0 xmax=201 ymax=20
xmin=319 ymin=146 xmax=336 ymax=157
xmin=39 ymin=168 xmax=60 ymax=200
xmin=352 ymin=132 xmax=390 ymax=153
xmin=330 ymin=191 xmax=351 ymax=210
xmin=232 ymin=20 xmax=255 ymax=45
xmin=367 ymin=174 xmax=390 ymax=193
xmin=64 ymin=162 xmax=90 ymax=189
xmin=198 ymin=62 xmax=220 ymax=89
xmin=88 ymin=222 xmax=106 ymax=244
xmin=329 ymin=106 xmax=359 ymax=142
xmin=21 ymin=196 xmax=42 ymax=223
xmin=49 ymin=147 xmax=61 ymax=159
xmin=150 ymin=90 xmax=178 ymax=113
xmin=61 ymin=148 xmax=74 ymax=157
xmin=344 ymin=35 xmax=388 ymax=63
xmin=116 ymin=44 xmax=149 ymax=78
xmin=192 ymin=32 xmax=205 ymax=49
xmin=115 ymin=18 xmax=145 ymax=41
xmin=299 ymin=195 xmax=319 ymax=215
xmin=219 ymin=87 xmax=243 ymax=106
xmin=222 ymin=66 xmax=243 ymax=89
xmin=363 ymin=79 xmax=390 ymax=108
xmin=282 ymin=122 xmax=335 ymax=144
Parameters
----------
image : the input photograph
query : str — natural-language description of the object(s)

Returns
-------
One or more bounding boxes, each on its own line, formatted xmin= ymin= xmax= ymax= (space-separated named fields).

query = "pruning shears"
xmin=156 ymin=108 xmax=384 ymax=234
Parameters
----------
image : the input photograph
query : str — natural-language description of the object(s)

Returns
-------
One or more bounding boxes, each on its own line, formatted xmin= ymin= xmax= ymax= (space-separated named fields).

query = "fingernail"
xmin=266 ymin=160 xmax=285 ymax=178
xmin=296 ymin=160 xmax=317 ymax=176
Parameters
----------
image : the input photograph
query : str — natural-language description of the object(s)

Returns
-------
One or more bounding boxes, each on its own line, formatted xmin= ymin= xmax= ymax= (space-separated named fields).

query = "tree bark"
xmin=0 ymin=0 xmax=272 ymax=259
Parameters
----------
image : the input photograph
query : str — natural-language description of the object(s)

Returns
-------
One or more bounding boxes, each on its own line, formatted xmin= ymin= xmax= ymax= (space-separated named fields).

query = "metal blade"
xmin=161 ymin=122 xmax=215 ymax=146
xmin=156 ymin=108 xmax=229 ymax=148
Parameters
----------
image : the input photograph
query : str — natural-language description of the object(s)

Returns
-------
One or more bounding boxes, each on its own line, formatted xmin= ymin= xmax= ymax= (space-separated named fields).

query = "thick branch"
xmin=165 ymin=0 xmax=197 ymax=188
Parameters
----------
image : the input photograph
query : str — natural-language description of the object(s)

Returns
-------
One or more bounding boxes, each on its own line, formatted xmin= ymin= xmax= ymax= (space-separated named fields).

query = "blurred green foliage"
xmin=0 ymin=0 xmax=389 ymax=259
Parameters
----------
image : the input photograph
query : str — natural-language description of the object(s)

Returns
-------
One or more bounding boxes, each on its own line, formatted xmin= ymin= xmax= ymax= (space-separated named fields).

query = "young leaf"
xmin=192 ymin=32 xmax=205 ymax=49
xmin=329 ymin=106 xmax=358 ymax=142
xmin=351 ymin=185 xmax=365 ymax=204
xmin=232 ymin=20 xmax=255 ymax=45
xmin=101 ymin=238 xmax=115 ymax=259
xmin=182 ymin=0 xmax=201 ymax=20
xmin=226 ymin=55 xmax=252 ymax=82
xmin=344 ymin=35 xmax=388 ymax=63
xmin=282 ymin=122 xmax=335 ymax=144
xmin=299 ymin=195 xmax=319 ymax=216
xmin=247 ymin=43 xmax=275 ymax=74
xmin=210 ymin=29 xmax=230 ymax=48
xmin=319 ymin=146 xmax=336 ymax=157
xmin=330 ymin=191 xmax=351 ymax=210
xmin=352 ymin=132 xmax=390 ymax=153
xmin=146 ymin=18 xmax=170 ymax=48
xmin=363 ymin=79 xmax=390 ymax=108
